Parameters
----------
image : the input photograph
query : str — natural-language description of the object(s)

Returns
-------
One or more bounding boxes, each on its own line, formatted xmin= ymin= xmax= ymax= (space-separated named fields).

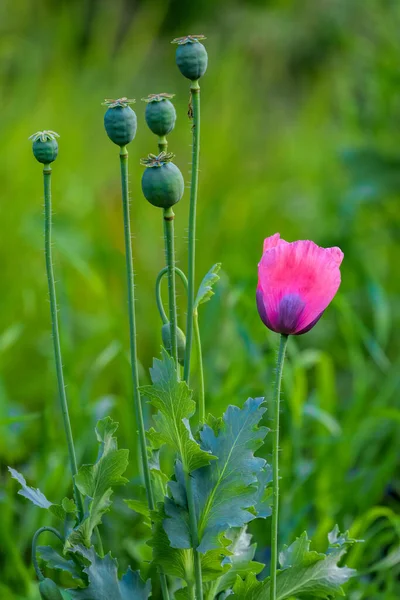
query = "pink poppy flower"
xmin=257 ymin=233 xmax=343 ymax=335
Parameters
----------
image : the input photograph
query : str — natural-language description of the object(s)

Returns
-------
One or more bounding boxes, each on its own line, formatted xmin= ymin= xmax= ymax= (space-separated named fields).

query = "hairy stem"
xmin=184 ymin=469 xmax=203 ymax=600
xmin=184 ymin=80 xmax=201 ymax=384
xmin=119 ymin=148 xmax=170 ymax=600
xmin=163 ymin=207 xmax=179 ymax=370
xmin=270 ymin=333 xmax=289 ymax=600
xmin=193 ymin=309 xmax=205 ymax=423
xmin=43 ymin=165 xmax=84 ymax=522
xmin=32 ymin=526 xmax=64 ymax=581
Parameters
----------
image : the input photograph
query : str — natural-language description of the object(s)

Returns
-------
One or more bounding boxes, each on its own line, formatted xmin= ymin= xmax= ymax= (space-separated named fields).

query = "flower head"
xmin=257 ymin=234 xmax=343 ymax=335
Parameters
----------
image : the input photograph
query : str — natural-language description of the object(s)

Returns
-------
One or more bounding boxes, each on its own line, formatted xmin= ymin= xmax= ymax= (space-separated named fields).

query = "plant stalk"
xmin=32 ymin=526 xmax=64 ymax=581
xmin=184 ymin=469 xmax=203 ymax=600
xmin=184 ymin=80 xmax=201 ymax=384
xmin=163 ymin=207 xmax=179 ymax=370
xmin=119 ymin=148 xmax=170 ymax=600
xmin=43 ymin=165 xmax=84 ymax=522
xmin=270 ymin=333 xmax=289 ymax=600
xmin=158 ymin=136 xmax=168 ymax=153
xmin=193 ymin=309 xmax=205 ymax=423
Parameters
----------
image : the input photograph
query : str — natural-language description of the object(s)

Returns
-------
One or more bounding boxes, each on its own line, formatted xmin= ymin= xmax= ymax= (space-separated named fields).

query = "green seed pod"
xmin=29 ymin=131 xmax=59 ymax=164
xmin=143 ymin=93 xmax=177 ymax=137
xmin=162 ymin=323 xmax=186 ymax=365
xmin=141 ymin=152 xmax=184 ymax=209
xmin=103 ymin=98 xmax=137 ymax=146
xmin=172 ymin=35 xmax=208 ymax=81
xmin=39 ymin=578 xmax=64 ymax=600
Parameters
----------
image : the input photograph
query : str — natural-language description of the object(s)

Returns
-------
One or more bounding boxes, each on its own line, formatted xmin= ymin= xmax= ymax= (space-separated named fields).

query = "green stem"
xmin=270 ymin=334 xmax=289 ymax=600
xmin=184 ymin=80 xmax=201 ymax=384
xmin=43 ymin=165 xmax=84 ymax=522
xmin=119 ymin=148 xmax=170 ymax=600
xmin=32 ymin=526 xmax=64 ymax=581
xmin=184 ymin=469 xmax=203 ymax=600
xmin=163 ymin=207 xmax=179 ymax=370
xmin=158 ymin=136 xmax=168 ymax=153
xmin=156 ymin=267 xmax=188 ymax=325
xmin=193 ymin=309 xmax=205 ymax=423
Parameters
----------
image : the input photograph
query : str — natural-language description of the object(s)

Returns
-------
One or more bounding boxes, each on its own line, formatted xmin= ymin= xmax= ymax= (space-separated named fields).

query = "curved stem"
xmin=270 ymin=334 xmax=289 ymax=600
xmin=156 ymin=267 xmax=188 ymax=325
xmin=43 ymin=165 xmax=84 ymax=522
xmin=32 ymin=526 xmax=64 ymax=581
xmin=184 ymin=469 xmax=203 ymax=600
xmin=119 ymin=148 xmax=170 ymax=600
xmin=193 ymin=309 xmax=205 ymax=423
xmin=163 ymin=207 xmax=178 ymax=370
xmin=184 ymin=80 xmax=201 ymax=384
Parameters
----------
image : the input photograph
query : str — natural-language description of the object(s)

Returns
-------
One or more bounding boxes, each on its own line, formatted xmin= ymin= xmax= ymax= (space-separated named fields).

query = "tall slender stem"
xmin=43 ymin=166 xmax=84 ymax=522
xmin=270 ymin=333 xmax=289 ymax=600
xmin=184 ymin=80 xmax=201 ymax=383
xmin=163 ymin=207 xmax=178 ymax=369
xmin=184 ymin=469 xmax=203 ymax=600
xmin=119 ymin=148 xmax=170 ymax=600
xmin=193 ymin=309 xmax=205 ymax=423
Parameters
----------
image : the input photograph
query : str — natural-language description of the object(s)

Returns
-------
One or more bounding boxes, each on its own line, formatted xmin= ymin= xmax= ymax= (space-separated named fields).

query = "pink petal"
xmin=262 ymin=233 xmax=288 ymax=254
xmin=258 ymin=239 xmax=342 ymax=334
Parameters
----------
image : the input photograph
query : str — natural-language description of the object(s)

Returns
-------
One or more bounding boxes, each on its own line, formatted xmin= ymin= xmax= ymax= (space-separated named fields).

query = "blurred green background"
xmin=1 ymin=0 xmax=400 ymax=598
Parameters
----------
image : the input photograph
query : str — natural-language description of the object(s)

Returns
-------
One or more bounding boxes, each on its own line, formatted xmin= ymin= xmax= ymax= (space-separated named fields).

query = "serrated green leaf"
xmin=37 ymin=546 xmax=83 ymax=582
xmin=206 ymin=527 xmax=264 ymax=598
xmin=163 ymin=398 xmax=269 ymax=554
xmin=50 ymin=498 xmax=78 ymax=521
xmin=8 ymin=467 xmax=52 ymax=509
xmin=194 ymin=263 xmax=222 ymax=309
xmin=232 ymin=530 xmax=357 ymax=600
xmin=141 ymin=350 xmax=215 ymax=472
xmin=150 ymin=504 xmax=229 ymax=584
xmin=66 ymin=418 xmax=129 ymax=548
xmin=68 ymin=546 xmax=151 ymax=600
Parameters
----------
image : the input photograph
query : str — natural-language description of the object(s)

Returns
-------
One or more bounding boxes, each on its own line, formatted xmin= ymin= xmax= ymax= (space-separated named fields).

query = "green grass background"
xmin=1 ymin=0 xmax=400 ymax=598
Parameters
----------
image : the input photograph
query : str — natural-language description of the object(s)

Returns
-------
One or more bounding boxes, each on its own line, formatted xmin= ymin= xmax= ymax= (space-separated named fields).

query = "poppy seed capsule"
xmin=144 ymin=94 xmax=176 ymax=137
xmin=29 ymin=131 xmax=59 ymax=164
xmin=39 ymin=578 xmax=64 ymax=600
xmin=173 ymin=35 xmax=208 ymax=81
xmin=103 ymin=98 xmax=137 ymax=146
xmin=141 ymin=153 xmax=184 ymax=209
xmin=162 ymin=323 xmax=186 ymax=365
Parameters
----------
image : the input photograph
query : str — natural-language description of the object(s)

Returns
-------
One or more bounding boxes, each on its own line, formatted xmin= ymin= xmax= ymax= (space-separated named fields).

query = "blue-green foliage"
xmin=141 ymin=350 xmax=215 ymax=471
xmin=163 ymin=398 xmax=269 ymax=554
xmin=232 ymin=529 xmax=356 ymax=600
xmin=67 ymin=546 xmax=151 ymax=600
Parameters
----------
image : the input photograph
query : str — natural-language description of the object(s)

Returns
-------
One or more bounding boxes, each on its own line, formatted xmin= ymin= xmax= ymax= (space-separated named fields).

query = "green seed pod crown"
xmin=172 ymin=35 xmax=208 ymax=81
xmin=29 ymin=131 xmax=59 ymax=164
xmin=162 ymin=323 xmax=186 ymax=365
xmin=103 ymin=98 xmax=137 ymax=147
xmin=39 ymin=578 xmax=64 ymax=600
xmin=141 ymin=152 xmax=184 ymax=209
xmin=143 ymin=93 xmax=177 ymax=137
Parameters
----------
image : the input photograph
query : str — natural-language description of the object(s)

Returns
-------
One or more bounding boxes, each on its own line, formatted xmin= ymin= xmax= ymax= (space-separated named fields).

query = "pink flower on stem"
xmin=257 ymin=233 xmax=343 ymax=335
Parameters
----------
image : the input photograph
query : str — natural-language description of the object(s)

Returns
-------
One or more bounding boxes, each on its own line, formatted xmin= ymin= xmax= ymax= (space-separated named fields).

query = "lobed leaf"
xmin=68 ymin=546 xmax=151 ymax=600
xmin=205 ymin=527 xmax=264 ymax=599
xmin=8 ymin=467 xmax=77 ymax=521
xmin=141 ymin=350 xmax=214 ymax=472
xmin=194 ymin=263 xmax=222 ymax=309
xmin=163 ymin=398 xmax=269 ymax=555
xmin=66 ymin=418 xmax=129 ymax=548
xmin=232 ymin=530 xmax=357 ymax=600
xmin=37 ymin=546 xmax=83 ymax=582
xmin=8 ymin=467 xmax=52 ymax=509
